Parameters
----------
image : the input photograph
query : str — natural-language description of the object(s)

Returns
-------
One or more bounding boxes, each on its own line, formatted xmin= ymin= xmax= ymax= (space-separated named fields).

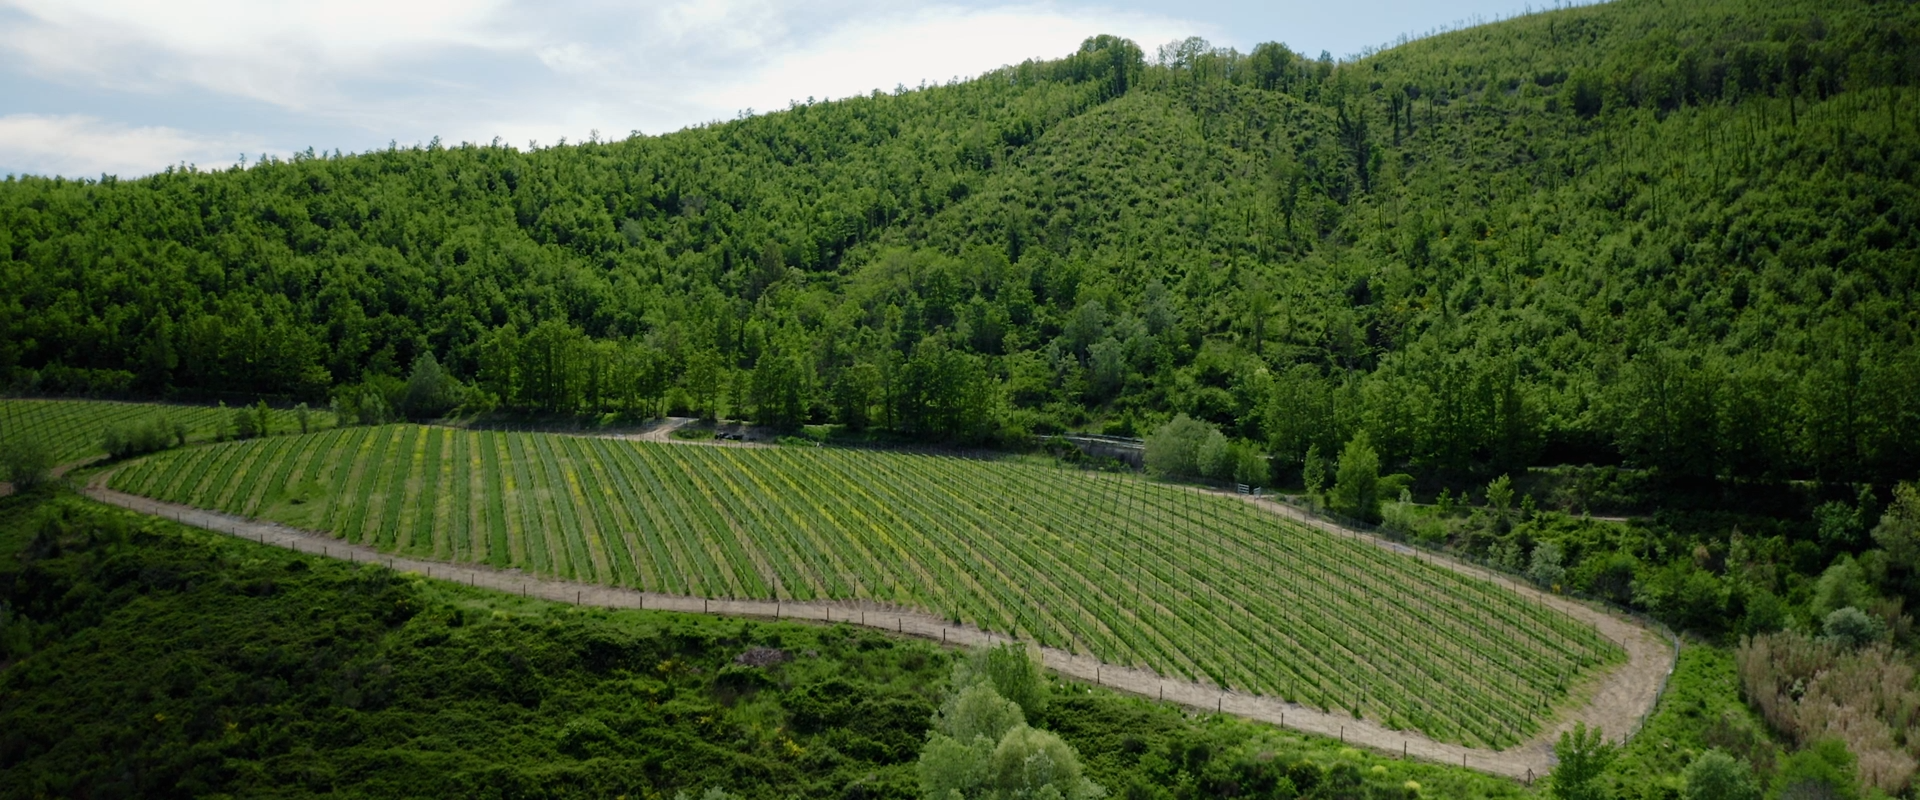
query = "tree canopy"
xmin=4 ymin=0 xmax=1918 ymax=486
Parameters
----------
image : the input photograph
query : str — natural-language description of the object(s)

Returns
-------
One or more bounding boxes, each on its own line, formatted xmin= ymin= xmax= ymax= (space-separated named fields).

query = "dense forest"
xmin=4 ymin=0 xmax=1919 ymax=489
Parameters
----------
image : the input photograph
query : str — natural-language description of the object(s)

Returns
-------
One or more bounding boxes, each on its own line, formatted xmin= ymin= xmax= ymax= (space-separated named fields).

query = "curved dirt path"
xmin=82 ymin=464 xmax=1672 ymax=783
xmin=610 ymin=417 xmax=771 ymax=449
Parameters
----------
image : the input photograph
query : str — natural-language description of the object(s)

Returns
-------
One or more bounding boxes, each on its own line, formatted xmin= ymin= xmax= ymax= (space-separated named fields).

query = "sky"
xmin=0 ymin=0 xmax=1584 ymax=178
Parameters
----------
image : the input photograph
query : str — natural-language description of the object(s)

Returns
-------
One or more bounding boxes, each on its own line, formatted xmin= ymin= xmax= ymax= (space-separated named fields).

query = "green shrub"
xmin=1682 ymin=749 xmax=1759 ymax=800
xmin=1820 ymin=607 xmax=1883 ymax=649
xmin=0 ymin=436 xmax=53 ymax=490
xmin=102 ymin=415 xmax=181 ymax=459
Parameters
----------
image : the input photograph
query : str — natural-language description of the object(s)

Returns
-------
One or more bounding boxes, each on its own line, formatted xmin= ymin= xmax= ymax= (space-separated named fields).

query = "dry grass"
xmin=1737 ymin=631 xmax=1920 ymax=794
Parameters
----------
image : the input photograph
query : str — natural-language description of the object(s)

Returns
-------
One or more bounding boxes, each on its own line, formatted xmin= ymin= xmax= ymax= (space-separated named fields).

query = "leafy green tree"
xmin=1301 ymin=443 xmax=1327 ymax=496
xmin=1231 ymin=443 xmax=1268 ymax=487
xmin=951 ymin=643 xmax=1050 ymax=720
xmin=232 ymin=403 xmax=262 ymax=439
xmin=1195 ymin=428 xmax=1232 ymax=480
xmin=934 ymin=681 xmax=1027 ymax=743
xmin=748 ymin=350 xmax=810 ymax=430
xmin=1486 ymin=474 xmax=1514 ymax=518
xmin=1145 ymin=414 xmax=1212 ymax=478
xmin=832 ymin=362 xmax=882 ymax=430
xmin=1550 ymin=722 xmax=1616 ymax=800
xmin=1814 ymin=501 xmax=1865 ymax=550
xmin=684 ymin=349 xmax=724 ymax=422
xmin=1683 ymin=749 xmax=1759 ymax=800
xmin=1330 ymin=432 xmax=1381 ymax=522
xmin=919 ymin=645 xmax=1100 ymax=800
xmin=1872 ymin=482 xmax=1920 ymax=601
xmin=1811 ymin=557 xmax=1874 ymax=621
xmin=401 ymin=352 xmax=465 ymax=420
xmin=1529 ymin=540 xmax=1567 ymax=591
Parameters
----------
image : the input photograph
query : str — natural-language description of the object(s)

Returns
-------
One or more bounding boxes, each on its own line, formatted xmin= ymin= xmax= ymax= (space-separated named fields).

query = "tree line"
xmin=3 ymin=0 xmax=1917 ymax=490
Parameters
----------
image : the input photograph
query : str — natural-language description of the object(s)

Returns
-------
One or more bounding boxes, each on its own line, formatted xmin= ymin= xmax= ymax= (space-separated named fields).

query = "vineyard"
xmin=111 ymin=424 xmax=1623 ymax=748
xmin=0 ymin=399 xmax=326 ymax=466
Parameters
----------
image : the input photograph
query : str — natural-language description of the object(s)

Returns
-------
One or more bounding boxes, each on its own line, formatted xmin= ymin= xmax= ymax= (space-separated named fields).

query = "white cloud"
xmin=705 ymin=5 xmax=1205 ymax=117
xmin=466 ymin=2 xmax=1213 ymax=144
xmin=0 ymin=0 xmax=515 ymax=110
xmin=0 ymin=1 xmax=1217 ymax=175
xmin=0 ymin=114 xmax=260 ymax=177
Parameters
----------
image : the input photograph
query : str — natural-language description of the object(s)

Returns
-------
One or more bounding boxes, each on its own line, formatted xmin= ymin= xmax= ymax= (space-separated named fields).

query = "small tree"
xmin=951 ymin=643 xmax=1050 ymax=720
xmin=1815 ymin=500 xmax=1865 ymax=549
xmin=1330 ymin=431 xmax=1381 ymax=522
xmin=233 ymin=404 xmax=260 ymax=439
xmin=1301 ymin=443 xmax=1327 ymax=496
xmin=402 ymin=352 xmax=465 ymax=421
xmin=0 ymin=436 xmax=54 ymax=492
xmin=919 ymin=645 xmax=1101 ymax=800
xmin=1871 ymin=481 xmax=1920 ymax=564
xmin=1486 ymin=474 xmax=1514 ymax=516
xmin=1551 ymin=722 xmax=1616 ymax=800
xmin=294 ymin=402 xmax=312 ymax=434
xmin=1145 ymin=414 xmax=1212 ymax=478
xmin=1682 ymin=749 xmax=1759 ymax=800
xmin=1232 ymin=444 xmax=1268 ymax=487
xmin=1529 ymin=540 xmax=1567 ymax=591
xmin=1195 ymin=428 xmax=1231 ymax=480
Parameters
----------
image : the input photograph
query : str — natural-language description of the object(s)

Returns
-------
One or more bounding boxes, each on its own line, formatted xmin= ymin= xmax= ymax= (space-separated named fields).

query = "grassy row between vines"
xmin=112 ymin=424 xmax=1624 ymax=748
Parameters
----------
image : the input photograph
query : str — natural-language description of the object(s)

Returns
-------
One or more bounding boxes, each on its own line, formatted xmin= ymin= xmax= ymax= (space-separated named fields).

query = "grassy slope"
xmin=0 ymin=491 xmax=1536 ymax=799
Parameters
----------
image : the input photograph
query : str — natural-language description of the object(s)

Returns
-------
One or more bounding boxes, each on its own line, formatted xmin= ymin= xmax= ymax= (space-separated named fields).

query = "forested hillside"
xmin=4 ymin=0 xmax=1918 ymax=487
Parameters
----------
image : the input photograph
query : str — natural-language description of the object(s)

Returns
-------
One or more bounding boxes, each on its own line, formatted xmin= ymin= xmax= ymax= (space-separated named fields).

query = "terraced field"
xmin=111 ymin=424 xmax=1622 ymax=747
xmin=0 ymin=398 xmax=327 ymax=466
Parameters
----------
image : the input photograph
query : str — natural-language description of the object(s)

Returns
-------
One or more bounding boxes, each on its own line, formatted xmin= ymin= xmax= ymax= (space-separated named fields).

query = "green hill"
xmin=4 ymin=0 xmax=1917 ymax=486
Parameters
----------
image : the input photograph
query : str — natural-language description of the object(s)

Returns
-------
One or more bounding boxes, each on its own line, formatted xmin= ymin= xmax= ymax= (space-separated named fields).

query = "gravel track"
xmin=82 ymin=456 xmax=1675 ymax=783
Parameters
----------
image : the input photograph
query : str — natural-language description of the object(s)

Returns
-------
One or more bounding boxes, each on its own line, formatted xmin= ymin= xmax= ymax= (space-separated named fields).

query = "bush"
xmin=1682 ymin=749 xmax=1759 ymax=800
xmin=1529 ymin=541 xmax=1567 ymax=591
xmin=1550 ymin=722 xmax=1615 ymax=800
xmin=1380 ymin=501 xmax=1448 ymax=544
xmin=102 ymin=415 xmax=183 ymax=459
xmin=1771 ymin=739 xmax=1858 ymax=800
xmin=1821 ymin=607 xmax=1884 ymax=649
xmin=0 ymin=436 xmax=54 ymax=491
